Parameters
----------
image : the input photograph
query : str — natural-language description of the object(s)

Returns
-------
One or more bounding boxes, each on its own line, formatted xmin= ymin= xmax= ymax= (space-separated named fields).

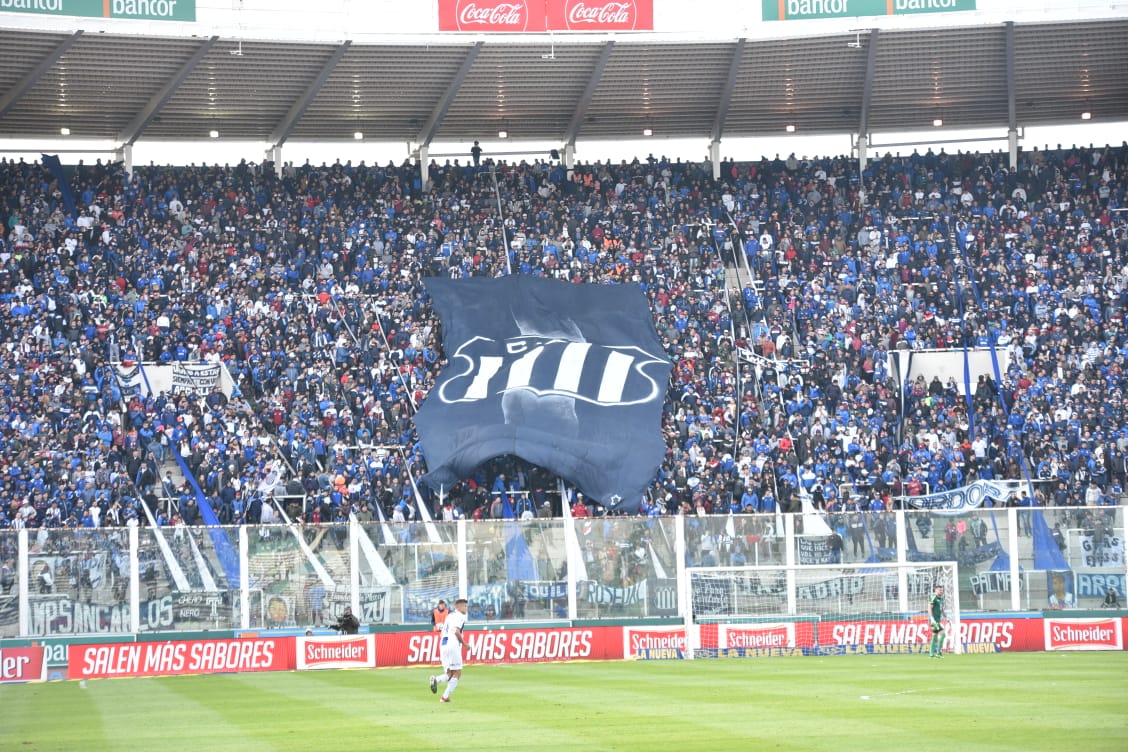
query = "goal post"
xmin=683 ymin=561 xmax=961 ymax=658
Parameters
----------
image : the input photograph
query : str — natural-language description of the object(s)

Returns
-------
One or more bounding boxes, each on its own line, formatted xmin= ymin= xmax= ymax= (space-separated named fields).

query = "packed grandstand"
xmin=0 ymin=142 xmax=1125 ymax=539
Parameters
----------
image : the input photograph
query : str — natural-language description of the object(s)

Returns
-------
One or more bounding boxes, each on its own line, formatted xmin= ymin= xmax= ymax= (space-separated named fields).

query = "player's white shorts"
xmin=440 ymin=638 xmax=463 ymax=671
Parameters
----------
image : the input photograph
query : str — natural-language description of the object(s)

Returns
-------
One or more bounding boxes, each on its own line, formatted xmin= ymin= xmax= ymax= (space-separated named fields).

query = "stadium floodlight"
xmin=60 ymin=127 xmax=70 ymax=136
xmin=642 ymin=128 xmax=653 ymax=136
xmin=209 ymin=129 xmax=219 ymax=139
xmin=683 ymin=560 xmax=962 ymax=658
xmin=1081 ymin=111 xmax=1092 ymax=120
xmin=932 ymin=118 xmax=944 ymax=127
xmin=785 ymin=124 xmax=796 ymax=133
xmin=498 ymin=129 xmax=508 ymax=139
xmin=353 ymin=131 xmax=364 ymax=140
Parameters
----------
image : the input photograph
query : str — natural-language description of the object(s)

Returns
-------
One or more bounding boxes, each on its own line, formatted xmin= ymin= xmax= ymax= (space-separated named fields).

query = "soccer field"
xmin=3 ymin=653 xmax=1126 ymax=752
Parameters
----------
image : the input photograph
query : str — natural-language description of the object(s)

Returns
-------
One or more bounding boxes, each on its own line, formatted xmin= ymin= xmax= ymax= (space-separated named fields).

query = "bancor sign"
xmin=0 ymin=0 xmax=196 ymax=22
xmin=764 ymin=0 xmax=975 ymax=21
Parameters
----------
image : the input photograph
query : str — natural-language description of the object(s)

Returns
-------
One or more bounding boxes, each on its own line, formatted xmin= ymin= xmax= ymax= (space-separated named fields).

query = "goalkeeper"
xmin=927 ymin=584 xmax=945 ymax=658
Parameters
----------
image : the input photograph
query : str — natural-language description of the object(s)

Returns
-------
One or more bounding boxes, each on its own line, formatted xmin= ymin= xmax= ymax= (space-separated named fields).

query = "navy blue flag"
xmin=415 ymin=276 xmax=671 ymax=513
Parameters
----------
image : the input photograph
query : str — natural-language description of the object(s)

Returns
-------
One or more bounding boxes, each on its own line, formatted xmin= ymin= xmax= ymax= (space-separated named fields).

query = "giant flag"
xmin=415 ymin=276 xmax=671 ymax=513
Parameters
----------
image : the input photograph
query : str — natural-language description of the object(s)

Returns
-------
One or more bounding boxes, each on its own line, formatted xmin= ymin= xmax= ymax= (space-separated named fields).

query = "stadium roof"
xmin=0 ymin=19 xmax=1126 ymax=148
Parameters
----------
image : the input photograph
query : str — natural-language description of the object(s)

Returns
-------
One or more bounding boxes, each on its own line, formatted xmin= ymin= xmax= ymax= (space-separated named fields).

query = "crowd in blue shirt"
xmin=0 ymin=142 xmax=1124 ymax=533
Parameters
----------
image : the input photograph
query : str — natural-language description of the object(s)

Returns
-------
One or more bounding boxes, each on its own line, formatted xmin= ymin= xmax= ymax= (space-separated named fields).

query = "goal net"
xmin=684 ymin=561 xmax=960 ymax=657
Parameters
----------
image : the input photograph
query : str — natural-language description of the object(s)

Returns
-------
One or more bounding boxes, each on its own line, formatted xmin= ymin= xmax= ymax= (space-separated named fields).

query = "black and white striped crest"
xmin=438 ymin=335 xmax=666 ymax=407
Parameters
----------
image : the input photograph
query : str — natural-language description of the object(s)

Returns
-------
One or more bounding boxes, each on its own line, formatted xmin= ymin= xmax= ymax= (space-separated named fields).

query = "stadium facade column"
xmin=267 ymin=145 xmax=283 ymax=178
xmin=418 ymin=145 xmax=430 ymax=191
xmin=114 ymin=143 xmax=133 ymax=178
xmin=709 ymin=140 xmax=721 ymax=181
xmin=857 ymin=134 xmax=869 ymax=173
xmin=1007 ymin=129 xmax=1018 ymax=171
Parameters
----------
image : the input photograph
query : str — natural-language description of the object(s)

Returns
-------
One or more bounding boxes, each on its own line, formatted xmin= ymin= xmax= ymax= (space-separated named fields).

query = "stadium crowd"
xmin=0 ymin=142 xmax=1126 ymax=536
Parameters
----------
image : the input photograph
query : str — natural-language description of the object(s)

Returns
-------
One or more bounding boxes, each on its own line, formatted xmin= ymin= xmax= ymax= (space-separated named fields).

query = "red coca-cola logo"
xmin=456 ymin=0 xmax=530 ymax=30
xmin=564 ymin=0 xmax=637 ymax=29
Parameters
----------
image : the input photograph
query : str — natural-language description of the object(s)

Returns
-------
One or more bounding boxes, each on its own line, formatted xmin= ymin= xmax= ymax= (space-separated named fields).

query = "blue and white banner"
xmin=1077 ymin=534 xmax=1124 ymax=569
xmin=1076 ymin=573 xmax=1125 ymax=599
xmin=415 ymin=277 xmax=671 ymax=513
xmin=903 ymin=480 xmax=1009 ymax=515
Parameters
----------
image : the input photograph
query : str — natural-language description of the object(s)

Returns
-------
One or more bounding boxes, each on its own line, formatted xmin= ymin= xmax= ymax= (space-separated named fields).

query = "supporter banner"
xmin=1043 ymin=618 xmax=1123 ymax=651
xmin=970 ymin=571 xmax=1020 ymax=596
xmin=647 ymin=577 xmax=679 ymax=617
xmin=417 ymin=277 xmax=671 ymax=513
xmin=468 ymin=582 xmax=512 ymax=621
xmin=297 ymin=635 xmax=375 ymax=670
xmin=1078 ymin=534 xmax=1124 ymax=568
xmin=385 ymin=626 xmax=625 ymax=667
xmin=325 ymin=588 xmax=394 ymax=625
xmin=797 ymin=575 xmax=864 ymax=600
xmin=763 ymin=0 xmax=975 ymax=21
xmin=170 ymin=362 xmax=221 ymax=394
xmin=0 ymin=0 xmax=196 ymax=22
xmin=30 ymin=595 xmax=130 ymax=636
xmin=114 ymin=364 xmax=144 ymax=398
xmin=404 ymin=586 xmax=459 ymax=624
xmin=797 ymin=536 xmax=835 ymax=565
xmin=0 ymin=646 xmax=47 ymax=684
xmin=438 ymin=0 xmax=652 ymax=32
xmin=819 ymin=617 xmax=1041 ymax=651
xmin=1076 ymin=572 xmax=1125 ymax=599
xmin=522 ymin=581 xmax=568 ymax=601
xmin=902 ymin=480 xmax=1004 ymax=515
xmin=689 ymin=577 xmax=732 ymax=616
xmin=622 ymin=625 xmax=686 ymax=659
xmin=68 ymin=637 xmax=294 ymax=679
xmin=580 ymin=580 xmax=646 ymax=607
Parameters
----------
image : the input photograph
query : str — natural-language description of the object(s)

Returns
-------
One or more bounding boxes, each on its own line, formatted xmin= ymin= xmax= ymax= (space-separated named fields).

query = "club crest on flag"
xmin=415 ymin=276 xmax=672 ymax=512
xmin=438 ymin=336 xmax=667 ymax=406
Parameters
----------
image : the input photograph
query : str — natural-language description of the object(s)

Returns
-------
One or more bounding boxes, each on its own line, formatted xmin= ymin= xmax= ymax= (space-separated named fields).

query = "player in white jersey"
xmin=429 ymin=598 xmax=468 ymax=703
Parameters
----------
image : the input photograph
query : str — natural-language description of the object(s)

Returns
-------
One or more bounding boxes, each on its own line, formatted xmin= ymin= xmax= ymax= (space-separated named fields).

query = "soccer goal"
xmin=683 ymin=561 xmax=961 ymax=657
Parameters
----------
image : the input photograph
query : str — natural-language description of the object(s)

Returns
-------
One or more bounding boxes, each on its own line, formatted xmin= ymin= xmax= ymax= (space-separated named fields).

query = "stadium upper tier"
xmin=0 ymin=19 xmax=1126 ymax=143
xmin=0 ymin=143 xmax=1125 ymax=530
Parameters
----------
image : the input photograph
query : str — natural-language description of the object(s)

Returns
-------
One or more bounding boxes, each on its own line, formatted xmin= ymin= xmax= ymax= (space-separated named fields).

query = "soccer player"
xmin=928 ymin=584 xmax=945 ymax=658
xmin=430 ymin=598 xmax=469 ymax=703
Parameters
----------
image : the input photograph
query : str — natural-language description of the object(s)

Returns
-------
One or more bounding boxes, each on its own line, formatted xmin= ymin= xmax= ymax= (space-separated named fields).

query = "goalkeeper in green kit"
xmin=928 ymin=584 xmax=945 ymax=658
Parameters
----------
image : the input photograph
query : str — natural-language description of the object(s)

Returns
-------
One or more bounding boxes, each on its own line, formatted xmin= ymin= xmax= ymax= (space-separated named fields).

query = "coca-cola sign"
xmin=442 ymin=0 xmax=543 ymax=31
xmin=561 ymin=0 xmax=638 ymax=30
xmin=438 ymin=0 xmax=653 ymax=32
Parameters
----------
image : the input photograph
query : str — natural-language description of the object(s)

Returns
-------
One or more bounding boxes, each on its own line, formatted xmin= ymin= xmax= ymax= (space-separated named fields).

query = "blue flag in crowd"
xmin=414 ymin=276 xmax=672 ymax=513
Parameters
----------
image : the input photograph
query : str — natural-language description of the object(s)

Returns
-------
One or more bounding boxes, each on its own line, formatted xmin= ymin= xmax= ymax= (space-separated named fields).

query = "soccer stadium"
xmin=0 ymin=1 xmax=1127 ymax=750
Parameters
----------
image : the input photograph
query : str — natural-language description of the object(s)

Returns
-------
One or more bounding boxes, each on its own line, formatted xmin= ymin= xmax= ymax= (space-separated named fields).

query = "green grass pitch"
xmin=3 ymin=653 xmax=1126 ymax=751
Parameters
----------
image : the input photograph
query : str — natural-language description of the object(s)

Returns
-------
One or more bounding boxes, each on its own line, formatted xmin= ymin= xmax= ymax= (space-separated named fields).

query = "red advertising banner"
xmin=547 ymin=0 xmax=652 ymax=31
xmin=297 ymin=635 xmax=376 ymax=670
xmin=1043 ymin=618 xmax=1124 ymax=651
xmin=378 ymin=626 xmax=625 ymax=667
xmin=622 ymin=625 xmax=687 ymax=658
xmin=0 ymin=646 xmax=48 ymax=684
xmin=437 ymin=0 xmax=653 ymax=32
xmin=67 ymin=638 xmax=295 ymax=680
xmin=816 ymin=618 xmax=1046 ymax=652
xmin=719 ymin=623 xmax=798 ymax=650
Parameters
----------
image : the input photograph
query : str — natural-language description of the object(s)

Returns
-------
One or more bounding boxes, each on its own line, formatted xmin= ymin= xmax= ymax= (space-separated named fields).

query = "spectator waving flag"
xmin=415 ymin=276 xmax=671 ymax=513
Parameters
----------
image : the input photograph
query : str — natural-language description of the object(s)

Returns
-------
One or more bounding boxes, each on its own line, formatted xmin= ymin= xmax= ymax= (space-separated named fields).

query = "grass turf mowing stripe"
xmin=1 ymin=652 xmax=1125 ymax=752
xmin=0 ymin=677 xmax=107 ymax=752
